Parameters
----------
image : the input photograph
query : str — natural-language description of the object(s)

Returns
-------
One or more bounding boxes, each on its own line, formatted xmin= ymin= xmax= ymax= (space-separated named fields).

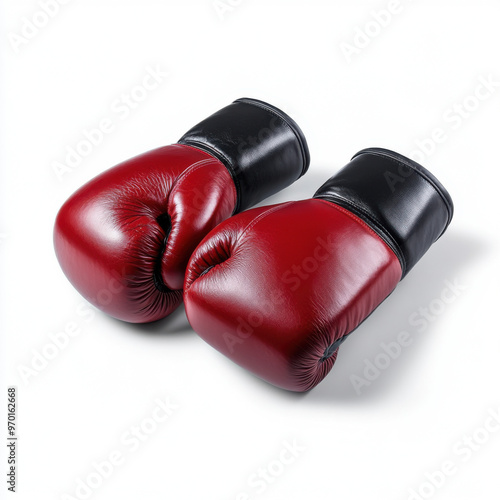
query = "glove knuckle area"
xmin=183 ymin=204 xmax=282 ymax=290
xmin=55 ymin=162 xmax=183 ymax=323
xmin=185 ymin=199 xmax=402 ymax=391
xmin=160 ymin=160 xmax=236 ymax=290
xmin=183 ymin=228 xmax=235 ymax=291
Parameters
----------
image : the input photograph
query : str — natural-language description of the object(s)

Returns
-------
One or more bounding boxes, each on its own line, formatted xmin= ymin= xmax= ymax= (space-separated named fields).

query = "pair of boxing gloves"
xmin=54 ymin=98 xmax=453 ymax=392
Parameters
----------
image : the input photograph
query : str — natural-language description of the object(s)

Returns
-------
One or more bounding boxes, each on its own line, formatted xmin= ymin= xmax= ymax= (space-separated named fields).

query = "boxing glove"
xmin=184 ymin=148 xmax=453 ymax=392
xmin=54 ymin=98 xmax=309 ymax=323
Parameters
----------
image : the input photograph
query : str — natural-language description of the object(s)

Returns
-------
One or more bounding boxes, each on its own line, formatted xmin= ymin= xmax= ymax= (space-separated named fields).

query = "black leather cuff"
xmin=178 ymin=98 xmax=310 ymax=212
xmin=313 ymin=148 xmax=454 ymax=278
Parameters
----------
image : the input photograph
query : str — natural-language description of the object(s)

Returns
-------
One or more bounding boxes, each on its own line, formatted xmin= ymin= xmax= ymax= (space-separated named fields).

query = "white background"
xmin=1 ymin=1 xmax=499 ymax=499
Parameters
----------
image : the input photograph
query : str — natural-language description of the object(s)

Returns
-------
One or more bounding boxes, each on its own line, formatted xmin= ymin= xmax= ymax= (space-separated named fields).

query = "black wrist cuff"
xmin=178 ymin=98 xmax=310 ymax=212
xmin=313 ymin=148 xmax=454 ymax=278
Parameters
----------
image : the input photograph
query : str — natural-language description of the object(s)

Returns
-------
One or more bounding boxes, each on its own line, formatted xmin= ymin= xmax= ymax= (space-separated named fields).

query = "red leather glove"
xmin=54 ymin=98 xmax=309 ymax=323
xmin=184 ymin=148 xmax=453 ymax=391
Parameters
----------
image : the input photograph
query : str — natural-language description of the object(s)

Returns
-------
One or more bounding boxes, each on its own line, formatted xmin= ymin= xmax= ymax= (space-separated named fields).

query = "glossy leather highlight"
xmin=54 ymin=98 xmax=308 ymax=323
xmin=54 ymin=145 xmax=235 ymax=323
xmin=179 ymin=98 xmax=310 ymax=212
xmin=184 ymin=199 xmax=402 ymax=392
xmin=314 ymin=148 xmax=454 ymax=277
xmin=184 ymin=149 xmax=453 ymax=391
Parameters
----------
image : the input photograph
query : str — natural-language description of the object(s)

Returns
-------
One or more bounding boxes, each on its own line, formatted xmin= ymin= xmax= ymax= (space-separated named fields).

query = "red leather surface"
xmin=184 ymin=199 xmax=402 ymax=392
xmin=54 ymin=144 xmax=237 ymax=323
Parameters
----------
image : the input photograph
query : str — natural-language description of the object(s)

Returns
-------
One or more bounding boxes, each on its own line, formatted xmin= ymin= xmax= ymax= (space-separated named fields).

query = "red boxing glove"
xmin=184 ymin=148 xmax=453 ymax=391
xmin=54 ymin=98 xmax=309 ymax=322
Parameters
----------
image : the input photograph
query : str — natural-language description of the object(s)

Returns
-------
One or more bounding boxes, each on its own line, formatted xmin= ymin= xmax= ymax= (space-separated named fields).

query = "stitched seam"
xmin=315 ymin=199 xmax=404 ymax=275
xmin=154 ymin=157 xmax=235 ymax=293
xmin=314 ymin=192 xmax=406 ymax=273
xmin=358 ymin=149 xmax=453 ymax=228
xmin=315 ymin=199 xmax=387 ymax=242
xmin=233 ymin=202 xmax=297 ymax=248
xmin=185 ymin=202 xmax=295 ymax=291
xmin=172 ymin=158 xmax=221 ymax=185
xmin=179 ymin=141 xmax=241 ymax=213
xmin=374 ymin=154 xmax=452 ymax=239
xmin=179 ymin=141 xmax=234 ymax=172
xmin=324 ymin=197 xmax=400 ymax=252
xmin=175 ymin=157 xmax=237 ymax=212
xmin=380 ymin=155 xmax=442 ymax=200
